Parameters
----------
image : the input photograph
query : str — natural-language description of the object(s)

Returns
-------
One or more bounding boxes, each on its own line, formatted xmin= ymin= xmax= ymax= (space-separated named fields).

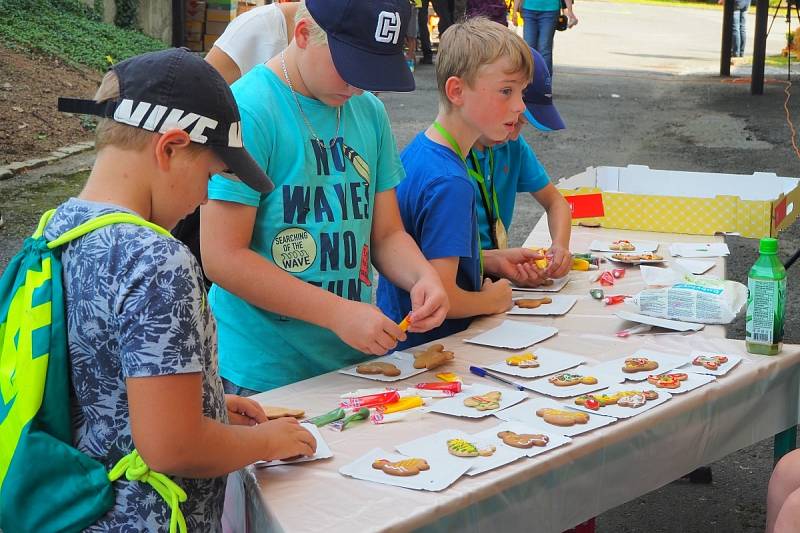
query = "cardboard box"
xmin=557 ymin=165 xmax=800 ymax=238
xmin=205 ymin=21 xmax=230 ymax=35
xmin=206 ymin=7 xmax=237 ymax=22
xmin=204 ymin=33 xmax=222 ymax=51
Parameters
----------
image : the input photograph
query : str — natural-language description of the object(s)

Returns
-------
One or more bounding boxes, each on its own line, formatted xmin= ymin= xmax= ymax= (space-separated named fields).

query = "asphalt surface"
xmin=2 ymin=2 xmax=800 ymax=531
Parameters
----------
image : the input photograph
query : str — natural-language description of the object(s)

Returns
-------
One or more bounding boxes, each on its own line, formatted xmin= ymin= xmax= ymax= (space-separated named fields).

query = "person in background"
xmin=466 ymin=0 xmax=509 ymax=26
xmin=513 ymin=0 xmax=577 ymax=77
xmin=719 ymin=0 xmax=750 ymax=59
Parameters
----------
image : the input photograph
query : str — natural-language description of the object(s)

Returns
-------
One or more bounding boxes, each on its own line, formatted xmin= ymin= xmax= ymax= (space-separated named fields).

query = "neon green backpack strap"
xmin=45 ymin=212 xmax=172 ymax=248
xmin=109 ymin=451 xmax=187 ymax=533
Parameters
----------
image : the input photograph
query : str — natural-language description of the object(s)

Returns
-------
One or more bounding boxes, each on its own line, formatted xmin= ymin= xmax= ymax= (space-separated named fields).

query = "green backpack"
xmin=0 ymin=210 xmax=188 ymax=533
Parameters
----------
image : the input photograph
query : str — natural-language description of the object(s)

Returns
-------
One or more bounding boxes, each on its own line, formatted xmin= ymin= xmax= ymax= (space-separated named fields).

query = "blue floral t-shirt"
xmin=44 ymin=198 xmax=228 ymax=532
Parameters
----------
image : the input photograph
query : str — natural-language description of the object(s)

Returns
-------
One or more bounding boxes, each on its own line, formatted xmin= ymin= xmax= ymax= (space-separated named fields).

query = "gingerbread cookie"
xmin=647 ymin=373 xmax=688 ymax=389
xmin=505 ymin=352 xmax=540 ymax=368
xmin=609 ymin=240 xmax=635 ymax=251
xmin=413 ymin=344 xmax=455 ymax=370
xmin=372 ymin=458 xmax=430 ymax=477
xmin=638 ymin=252 xmax=663 ymax=261
xmin=261 ymin=405 xmax=305 ymax=420
xmin=540 ymin=278 xmax=555 ymax=287
xmin=446 ymin=438 xmax=496 ymax=457
xmin=622 ymin=357 xmax=659 ymax=373
xmin=497 ymin=430 xmax=549 ymax=449
xmin=693 ymin=355 xmax=728 ymax=370
xmin=463 ymin=391 xmax=502 ymax=411
xmin=614 ymin=390 xmax=659 ymax=408
xmin=548 ymin=373 xmax=599 ymax=387
xmin=535 ymin=408 xmax=590 ymax=426
xmin=356 ymin=361 xmax=401 ymax=377
xmin=574 ymin=393 xmax=619 ymax=410
xmin=516 ymin=297 xmax=553 ymax=309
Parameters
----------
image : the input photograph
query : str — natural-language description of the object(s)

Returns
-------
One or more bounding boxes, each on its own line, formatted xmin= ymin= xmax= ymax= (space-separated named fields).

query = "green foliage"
xmin=0 ymin=0 xmax=166 ymax=71
xmin=114 ymin=0 xmax=138 ymax=29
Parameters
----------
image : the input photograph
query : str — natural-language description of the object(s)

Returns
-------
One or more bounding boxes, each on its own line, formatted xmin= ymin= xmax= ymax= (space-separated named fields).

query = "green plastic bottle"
xmin=745 ymin=238 xmax=786 ymax=355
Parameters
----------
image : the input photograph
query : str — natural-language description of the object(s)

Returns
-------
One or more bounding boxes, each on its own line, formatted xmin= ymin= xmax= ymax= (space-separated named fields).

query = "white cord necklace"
xmin=280 ymin=51 xmax=341 ymax=149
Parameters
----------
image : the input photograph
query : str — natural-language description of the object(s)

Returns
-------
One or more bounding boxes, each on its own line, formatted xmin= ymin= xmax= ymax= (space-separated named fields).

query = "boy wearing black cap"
xmin=377 ymin=17 xmax=547 ymax=348
xmin=201 ymin=0 xmax=448 ymax=395
xmin=467 ymin=47 xmax=573 ymax=277
xmin=54 ymin=48 xmax=316 ymax=531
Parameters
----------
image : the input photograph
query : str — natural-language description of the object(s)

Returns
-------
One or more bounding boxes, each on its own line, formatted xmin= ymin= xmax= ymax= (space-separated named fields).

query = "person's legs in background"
xmin=522 ymin=9 xmax=559 ymax=76
xmin=737 ymin=7 xmax=747 ymax=57
xmin=432 ymin=0 xmax=454 ymax=37
xmin=419 ymin=0 xmax=433 ymax=63
xmin=405 ymin=5 xmax=419 ymax=71
xmin=521 ymin=9 xmax=540 ymax=58
xmin=731 ymin=7 xmax=743 ymax=57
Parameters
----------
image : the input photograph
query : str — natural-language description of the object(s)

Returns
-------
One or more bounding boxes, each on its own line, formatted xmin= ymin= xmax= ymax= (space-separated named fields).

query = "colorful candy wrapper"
xmin=599 ymin=271 xmax=615 ymax=286
xmin=612 ymin=268 xmax=626 ymax=279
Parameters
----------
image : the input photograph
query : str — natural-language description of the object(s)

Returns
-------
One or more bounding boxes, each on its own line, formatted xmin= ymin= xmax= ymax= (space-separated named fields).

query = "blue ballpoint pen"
xmin=469 ymin=365 xmax=526 ymax=391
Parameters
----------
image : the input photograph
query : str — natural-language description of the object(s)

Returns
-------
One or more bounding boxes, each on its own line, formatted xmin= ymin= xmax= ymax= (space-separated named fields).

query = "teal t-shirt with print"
xmin=207 ymin=65 xmax=405 ymax=392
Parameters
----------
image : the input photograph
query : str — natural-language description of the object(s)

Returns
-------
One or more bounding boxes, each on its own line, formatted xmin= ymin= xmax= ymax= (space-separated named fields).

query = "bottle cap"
xmin=759 ymin=238 xmax=779 ymax=255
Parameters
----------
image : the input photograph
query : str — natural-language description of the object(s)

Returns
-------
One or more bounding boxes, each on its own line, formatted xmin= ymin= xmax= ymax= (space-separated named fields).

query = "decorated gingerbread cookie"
xmin=497 ymin=430 xmax=549 ymax=449
xmin=463 ymin=391 xmax=502 ymax=411
xmin=372 ymin=458 xmax=430 ymax=477
xmin=574 ymin=393 xmax=619 ymax=410
xmin=446 ymin=438 xmax=496 ymax=457
xmin=506 ymin=352 xmax=540 ymax=368
xmin=413 ymin=344 xmax=455 ymax=370
xmin=622 ymin=357 xmax=659 ymax=373
xmin=615 ymin=390 xmax=659 ymax=408
xmin=356 ymin=361 xmax=401 ymax=377
xmin=609 ymin=239 xmax=635 ymax=251
xmin=693 ymin=355 xmax=728 ymax=370
xmin=535 ymin=408 xmax=590 ymax=427
xmin=647 ymin=373 xmax=688 ymax=389
xmin=516 ymin=297 xmax=553 ymax=309
xmin=548 ymin=373 xmax=599 ymax=387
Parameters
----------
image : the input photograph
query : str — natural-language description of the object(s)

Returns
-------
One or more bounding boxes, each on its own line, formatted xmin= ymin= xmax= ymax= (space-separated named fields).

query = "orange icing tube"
xmin=397 ymin=315 xmax=411 ymax=332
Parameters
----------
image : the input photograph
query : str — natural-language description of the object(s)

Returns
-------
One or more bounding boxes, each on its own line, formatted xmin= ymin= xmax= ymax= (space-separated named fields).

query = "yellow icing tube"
xmin=380 ymin=396 xmax=424 ymax=414
xmin=572 ymin=258 xmax=591 ymax=271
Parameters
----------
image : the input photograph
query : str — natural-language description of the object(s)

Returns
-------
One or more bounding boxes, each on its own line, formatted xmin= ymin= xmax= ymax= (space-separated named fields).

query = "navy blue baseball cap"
xmin=58 ymin=48 xmax=273 ymax=193
xmin=523 ymin=47 xmax=565 ymax=132
xmin=306 ymin=0 xmax=415 ymax=92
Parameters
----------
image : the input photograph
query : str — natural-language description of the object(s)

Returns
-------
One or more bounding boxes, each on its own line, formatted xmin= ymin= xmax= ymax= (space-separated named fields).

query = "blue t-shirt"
xmin=44 ymin=198 xmax=227 ymax=532
xmin=207 ymin=65 xmax=405 ymax=392
xmin=468 ymin=137 xmax=550 ymax=250
xmin=522 ymin=0 xmax=560 ymax=11
xmin=377 ymin=132 xmax=482 ymax=349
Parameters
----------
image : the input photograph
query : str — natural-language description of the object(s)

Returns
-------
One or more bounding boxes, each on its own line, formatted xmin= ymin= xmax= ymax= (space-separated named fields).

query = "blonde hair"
xmin=93 ymin=71 xmax=155 ymax=151
xmin=435 ymin=17 xmax=533 ymax=110
xmin=295 ymin=2 xmax=328 ymax=46
xmin=93 ymin=70 xmax=206 ymax=157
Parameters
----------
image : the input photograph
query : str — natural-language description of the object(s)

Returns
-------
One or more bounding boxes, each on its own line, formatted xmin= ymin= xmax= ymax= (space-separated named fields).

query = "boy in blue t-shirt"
xmin=377 ymin=17 xmax=546 ymax=348
xmin=201 ymin=0 xmax=448 ymax=393
xmin=467 ymin=47 xmax=573 ymax=278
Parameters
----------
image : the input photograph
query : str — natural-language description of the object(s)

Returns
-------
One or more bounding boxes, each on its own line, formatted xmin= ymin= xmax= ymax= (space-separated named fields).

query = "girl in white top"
xmin=205 ymin=2 xmax=299 ymax=84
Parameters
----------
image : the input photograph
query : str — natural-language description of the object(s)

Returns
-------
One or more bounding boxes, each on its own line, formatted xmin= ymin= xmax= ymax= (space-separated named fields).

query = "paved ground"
xmin=1 ymin=2 xmax=800 ymax=531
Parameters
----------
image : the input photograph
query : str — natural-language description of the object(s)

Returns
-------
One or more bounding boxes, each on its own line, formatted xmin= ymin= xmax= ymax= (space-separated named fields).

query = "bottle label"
xmin=746 ymin=277 xmax=786 ymax=345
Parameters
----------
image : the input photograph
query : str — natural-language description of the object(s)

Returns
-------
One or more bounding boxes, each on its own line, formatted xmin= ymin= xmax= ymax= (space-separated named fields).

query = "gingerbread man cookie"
xmin=356 ymin=361 xmax=401 ymax=377
xmin=463 ymin=391 xmax=502 ymax=411
xmin=548 ymin=373 xmax=599 ymax=387
xmin=693 ymin=355 xmax=728 ymax=370
xmin=609 ymin=240 xmax=635 ymax=251
xmin=505 ymin=352 xmax=540 ymax=368
xmin=615 ymin=390 xmax=659 ymax=408
xmin=622 ymin=357 xmax=659 ymax=373
xmin=535 ymin=408 xmax=590 ymax=427
xmin=574 ymin=393 xmax=619 ymax=410
xmin=446 ymin=439 xmax=496 ymax=457
xmin=647 ymin=373 xmax=688 ymax=389
xmin=497 ymin=430 xmax=549 ymax=449
xmin=413 ymin=344 xmax=455 ymax=370
xmin=516 ymin=297 xmax=553 ymax=309
xmin=372 ymin=458 xmax=430 ymax=477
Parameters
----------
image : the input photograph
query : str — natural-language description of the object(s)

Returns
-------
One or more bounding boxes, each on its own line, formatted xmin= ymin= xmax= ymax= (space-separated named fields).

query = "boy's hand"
xmin=407 ymin=273 xmax=449 ymax=333
xmin=480 ymin=277 xmax=514 ymax=314
xmin=484 ymin=248 xmax=549 ymax=287
xmin=259 ymin=417 xmax=317 ymax=461
xmin=225 ymin=394 xmax=268 ymax=426
xmin=332 ymin=301 xmax=404 ymax=355
xmin=545 ymin=245 xmax=572 ymax=279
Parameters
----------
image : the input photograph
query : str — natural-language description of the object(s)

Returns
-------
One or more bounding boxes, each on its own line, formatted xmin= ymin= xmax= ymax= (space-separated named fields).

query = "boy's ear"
xmin=155 ymin=129 xmax=192 ymax=172
xmin=294 ymin=17 xmax=311 ymax=49
xmin=444 ymin=76 xmax=465 ymax=107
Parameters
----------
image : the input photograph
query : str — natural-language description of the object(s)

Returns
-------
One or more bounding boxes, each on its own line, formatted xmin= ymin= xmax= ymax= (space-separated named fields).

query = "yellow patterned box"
xmin=557 ymin=165 xmax=800 ymax=239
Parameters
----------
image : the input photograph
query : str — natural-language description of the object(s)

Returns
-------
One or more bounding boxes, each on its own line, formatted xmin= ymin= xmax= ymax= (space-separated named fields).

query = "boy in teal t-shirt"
xmin=202 ymin=0 xmax=448 ymax=393
xmin=468 ymin=47 xmax=573 ymax=280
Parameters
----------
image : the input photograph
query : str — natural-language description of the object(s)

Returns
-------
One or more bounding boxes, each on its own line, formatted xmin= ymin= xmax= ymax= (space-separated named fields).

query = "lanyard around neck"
xmin=431 ymin=121 xmax=484 ymax=273
xmin=468 ymin=148 xmax=501 ymax=232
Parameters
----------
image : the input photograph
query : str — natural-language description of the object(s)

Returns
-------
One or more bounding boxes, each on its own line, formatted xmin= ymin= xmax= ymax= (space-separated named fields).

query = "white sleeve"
xmin=213 ymin=4 xmax=289 ymax=76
